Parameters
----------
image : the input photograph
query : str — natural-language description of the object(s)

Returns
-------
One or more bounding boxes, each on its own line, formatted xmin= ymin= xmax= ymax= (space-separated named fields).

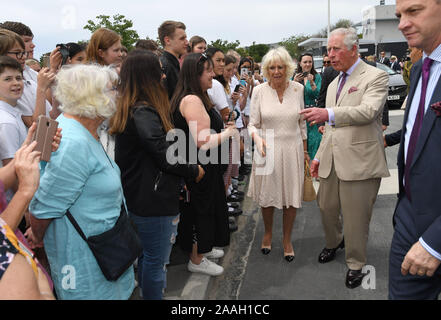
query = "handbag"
xmin=66 ymin=204 xmax=142 ymax=282
xmin=303 ymin=160 xmax=317 ymax=202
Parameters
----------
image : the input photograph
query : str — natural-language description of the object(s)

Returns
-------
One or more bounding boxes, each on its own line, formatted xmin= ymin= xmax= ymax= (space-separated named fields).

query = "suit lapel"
xmin=411 ymin=73 xmax=441 ymax=168
xmin=336 ymin=62 xmax=366 ymax=106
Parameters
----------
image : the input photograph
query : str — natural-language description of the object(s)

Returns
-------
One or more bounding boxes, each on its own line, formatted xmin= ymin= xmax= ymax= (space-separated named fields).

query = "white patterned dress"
xmin=247 ymin=81 xmax=307 ymax=209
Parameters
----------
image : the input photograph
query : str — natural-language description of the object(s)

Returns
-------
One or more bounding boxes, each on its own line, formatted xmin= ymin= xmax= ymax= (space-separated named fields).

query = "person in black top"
xmin=171 ymin=53 xmax=238 ymax=276
xmin=111 ymin=50 xmax=204 ymax=300
xmin=157 ymin=20 xmax=189 ymax=99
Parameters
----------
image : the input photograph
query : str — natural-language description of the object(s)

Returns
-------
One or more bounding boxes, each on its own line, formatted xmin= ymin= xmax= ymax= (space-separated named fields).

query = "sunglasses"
xmin=323 ymin=61 xmax=331 ymax=65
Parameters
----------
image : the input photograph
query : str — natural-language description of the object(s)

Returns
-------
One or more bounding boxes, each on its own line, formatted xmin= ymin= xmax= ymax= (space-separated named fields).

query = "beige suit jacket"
xmin=315 ymin=61 xmax=390 ymax=181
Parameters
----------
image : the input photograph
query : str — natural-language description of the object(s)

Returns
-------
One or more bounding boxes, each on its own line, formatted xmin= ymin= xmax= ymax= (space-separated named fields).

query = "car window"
xmin=376 ymin=62 xmax=397 ymax=75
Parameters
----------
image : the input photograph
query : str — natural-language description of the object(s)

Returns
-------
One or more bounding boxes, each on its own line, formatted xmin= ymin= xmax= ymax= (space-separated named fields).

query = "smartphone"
xmin=234 ymin=84 xmax=241 ymax=93
xmin=33 ymin=115 xmax=58 ymax=162
xmin=240 ymin=68 xmax=249 ymax=78
xmin=56 ymin=43 xmax=70 ymax=66
xmin=302 ymin=71 xmax=309 ymax=77
xmin=227 ymin=110 xmax=236 ymax=122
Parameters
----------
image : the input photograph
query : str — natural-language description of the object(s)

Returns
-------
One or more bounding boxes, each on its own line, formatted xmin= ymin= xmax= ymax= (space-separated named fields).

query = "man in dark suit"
xmin=389 ymin=0 xmax=441 ymax=300
xmin=379 ymin=51 xmax=390 ymax=65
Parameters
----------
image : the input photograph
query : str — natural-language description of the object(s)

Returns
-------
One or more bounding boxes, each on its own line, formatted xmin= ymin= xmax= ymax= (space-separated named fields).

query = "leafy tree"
xmin=247 ymin=42 xmax=270 ymax=63
xmin=84 ymin=14 xmax=140 ymax=49
xmin=209 ymin=39 xmax=241 ymax=53
xmin=278 ymin=34 xmax=310 ymax=59
xmin=312 ymin=19 xmax=354 ymax=38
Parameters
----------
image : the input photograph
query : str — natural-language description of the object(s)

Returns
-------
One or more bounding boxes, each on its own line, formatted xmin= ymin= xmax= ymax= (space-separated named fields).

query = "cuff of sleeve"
xmin=419 ymin=237 xmax=441 ymax=261
xmin=327 ymin=108 xmax=335 ymax=126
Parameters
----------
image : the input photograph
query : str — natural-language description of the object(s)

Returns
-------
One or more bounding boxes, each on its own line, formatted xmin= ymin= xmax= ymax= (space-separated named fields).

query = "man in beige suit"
xmin=300 ymin=28 xmax=390 ymax=289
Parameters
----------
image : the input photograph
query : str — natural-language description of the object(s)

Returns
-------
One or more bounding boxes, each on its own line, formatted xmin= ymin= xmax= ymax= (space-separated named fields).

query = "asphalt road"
xmin=207 ymin=110 xmax=405 ymax=300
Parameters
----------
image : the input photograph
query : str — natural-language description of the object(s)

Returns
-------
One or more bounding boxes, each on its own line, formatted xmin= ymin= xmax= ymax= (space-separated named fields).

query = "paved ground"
xmin=150 ymin=109 xmax=404 ymax=301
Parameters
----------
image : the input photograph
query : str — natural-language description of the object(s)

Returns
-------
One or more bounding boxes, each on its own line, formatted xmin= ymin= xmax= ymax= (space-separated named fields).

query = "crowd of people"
xmin=1 ymin=0 xmax=441 ymax=301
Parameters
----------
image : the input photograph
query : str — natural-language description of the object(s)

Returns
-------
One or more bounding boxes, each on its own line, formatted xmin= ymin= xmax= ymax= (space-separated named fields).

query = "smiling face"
xmin=223 ymin=63 xmax=235 ymax=82
xmin=211 ymin=51 xmax=225 ymax=76
xmin=300 ymin=55 xmax=313 ymax=72
xmin=199 ymin=61 xmax=215 ymax=91
xmin=396 ymin=0 xmax=441 ymax=54
xmin=99 ymin=40 xmax=123 ymax=66
xmin=0 ymin=67 xmax=24 ymax=106
xmin=267 ymin=59 xmax=287 ymax=86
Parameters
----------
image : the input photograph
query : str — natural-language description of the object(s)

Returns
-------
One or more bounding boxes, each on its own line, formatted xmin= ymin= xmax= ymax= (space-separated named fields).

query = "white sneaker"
xmin=188 ymin=257 xmax=224 ymax=276
xmin=204 ymin=248 xmax=224 ymax=259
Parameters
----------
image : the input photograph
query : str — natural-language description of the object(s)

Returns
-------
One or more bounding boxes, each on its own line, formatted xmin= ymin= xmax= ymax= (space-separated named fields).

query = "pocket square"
xmin=348 ymin=87 xmax=358 ymax=94
xmin=431 ymin=101 xmax=441 ymax=117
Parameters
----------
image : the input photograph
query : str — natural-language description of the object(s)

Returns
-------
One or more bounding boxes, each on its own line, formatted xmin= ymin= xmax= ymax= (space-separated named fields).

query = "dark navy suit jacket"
xmin=394 ymin=58 xmax=441 ymax=253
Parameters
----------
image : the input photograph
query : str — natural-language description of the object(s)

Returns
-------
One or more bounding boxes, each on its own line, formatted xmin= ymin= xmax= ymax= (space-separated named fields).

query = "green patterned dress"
xmin=304 ymin=74 xmax=322 ymax=159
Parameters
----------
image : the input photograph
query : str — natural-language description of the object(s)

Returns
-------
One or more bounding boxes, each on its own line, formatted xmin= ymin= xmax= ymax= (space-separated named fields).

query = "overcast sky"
xmin=1 ymin=0 xmax=396 ymax=59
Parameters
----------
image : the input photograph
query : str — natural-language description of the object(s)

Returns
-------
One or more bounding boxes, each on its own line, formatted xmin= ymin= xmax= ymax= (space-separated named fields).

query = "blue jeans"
xmin=130 ymin=213 xmax=180 ymax=300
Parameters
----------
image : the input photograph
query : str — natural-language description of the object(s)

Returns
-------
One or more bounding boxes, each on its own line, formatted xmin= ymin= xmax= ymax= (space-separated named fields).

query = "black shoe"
xmin=284 ymin=252 xmax=295 ymax=262
xmin=228 ymin=207 xmax=243 ymax=217
xmin=227 ymin=193 xmax=244 ymax=202
xmin=345 ymin=269 xmax=366 ymax=289
xmin=261 ymin=246 xmax=271 ymax=255
xmin=229 ymin=217 xmax=238 ymax=232
xmin=227 ymin=202 xmax=239 ymax=208
xmin=318 ymin=239 xmax=345 ymax=264
xmin=232 ymin=190 xmax=245 ymax=197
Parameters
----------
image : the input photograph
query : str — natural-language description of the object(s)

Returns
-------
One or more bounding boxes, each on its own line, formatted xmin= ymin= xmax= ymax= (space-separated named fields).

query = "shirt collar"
xmin=423 ymin=43 xmax=441 ymax=63
xmin=340 ymin=58 xmax=362 ymax=77
xmin=0 ymin=100 xmax=22 ymax=117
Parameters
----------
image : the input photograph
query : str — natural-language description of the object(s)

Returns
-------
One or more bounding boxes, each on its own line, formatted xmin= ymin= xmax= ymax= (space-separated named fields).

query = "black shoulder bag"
xmin=65 ymin=146 xmax=142 ymax=281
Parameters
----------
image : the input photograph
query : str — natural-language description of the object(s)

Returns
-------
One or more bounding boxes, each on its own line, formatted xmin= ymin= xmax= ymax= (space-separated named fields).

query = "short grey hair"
xmin=329 ymin=27 xmax=359 ymax=52
xmin=261 ymin=46 xmax=295 ymax=83
xmin=54 ymin=64 xmax=119 ymax=119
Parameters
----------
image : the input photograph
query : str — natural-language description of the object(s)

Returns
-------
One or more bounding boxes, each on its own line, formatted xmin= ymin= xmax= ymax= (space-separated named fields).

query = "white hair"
xmin=54 ymin=64 xmax=119 ymax=119
xmin=261 ymin=46 xmax=295 ymax=83
xmin=329 ymin=27 xmax=359 ymax=52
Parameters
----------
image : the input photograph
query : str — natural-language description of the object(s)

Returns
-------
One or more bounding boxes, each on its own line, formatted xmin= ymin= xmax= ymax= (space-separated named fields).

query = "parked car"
xmin=313 ymin=56 xmax=323 ymax=73
xmin=376 ymin=62 xmax=407 ymax=109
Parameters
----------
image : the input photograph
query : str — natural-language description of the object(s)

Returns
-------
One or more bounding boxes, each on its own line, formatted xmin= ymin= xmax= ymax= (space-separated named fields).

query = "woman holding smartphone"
xmin=293 ymin=53 xmax=322 ymax=159
xmin=110 ymin=50 xmax=204 ymax=300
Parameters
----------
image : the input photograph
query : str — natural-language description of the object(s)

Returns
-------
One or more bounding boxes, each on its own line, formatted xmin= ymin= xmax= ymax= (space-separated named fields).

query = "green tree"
xmin=312 ymin=19 xmax=354 ymax=38
xmin=247 ymin=42 xmax=270 ymax=63
xmin=84 ymin=14 xmax=140 ymax=49
xmin=209 ymin=39 xmax=241 ymax=53
xmin=278 ymin=34 xmax=310 ymax=59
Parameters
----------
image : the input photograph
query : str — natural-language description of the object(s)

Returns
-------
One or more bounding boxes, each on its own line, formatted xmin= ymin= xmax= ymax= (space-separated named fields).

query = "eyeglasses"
xmin=7 ymin=51 xmax=28 ymax=60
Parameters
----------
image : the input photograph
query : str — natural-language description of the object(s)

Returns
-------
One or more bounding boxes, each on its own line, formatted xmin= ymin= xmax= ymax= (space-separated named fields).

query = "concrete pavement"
xmin=153 ymin=110 xmax=405 ymax=301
